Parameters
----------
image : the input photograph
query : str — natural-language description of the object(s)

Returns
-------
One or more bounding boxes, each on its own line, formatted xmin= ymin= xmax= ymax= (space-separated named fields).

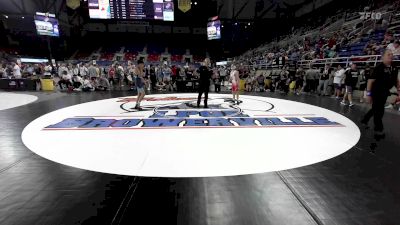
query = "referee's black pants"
xmin=361 ymin=95 xmax=388 ymax=132
xmin=197 ymin=85 xmax=209 ymax=108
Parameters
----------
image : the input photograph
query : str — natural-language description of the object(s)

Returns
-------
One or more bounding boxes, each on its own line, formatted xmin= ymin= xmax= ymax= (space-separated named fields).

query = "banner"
xmin=178 ymin=0 xmax=191 ymax=13
xmin=66 ymin=0 xmax=80 ymax=10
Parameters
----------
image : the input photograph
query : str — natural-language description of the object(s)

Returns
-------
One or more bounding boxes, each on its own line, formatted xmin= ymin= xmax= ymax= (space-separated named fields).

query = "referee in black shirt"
xmin=197 ymin=58 xmax=212 ymax=108
xmin=361 ymin=50 xmax=399 ymax=137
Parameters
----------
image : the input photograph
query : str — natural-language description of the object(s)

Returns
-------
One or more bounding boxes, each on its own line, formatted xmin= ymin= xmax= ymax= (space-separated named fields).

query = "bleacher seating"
xmin=237 ymin=2 xmax=400 ymax=68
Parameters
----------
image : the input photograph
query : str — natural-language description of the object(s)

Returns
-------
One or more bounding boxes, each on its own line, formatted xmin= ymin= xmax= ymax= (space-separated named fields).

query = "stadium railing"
xmin=243 ymin=54 xmax=400 ymax=70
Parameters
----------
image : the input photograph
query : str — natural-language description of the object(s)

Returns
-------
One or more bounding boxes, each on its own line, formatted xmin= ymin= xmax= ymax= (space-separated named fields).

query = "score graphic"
xmin=207 ymin=16 xmax=221 ymax=40
xmin=89 ymin=0 xmax=174 ymax=21
xmin=34 ymin=12 xmax=60 ymax=37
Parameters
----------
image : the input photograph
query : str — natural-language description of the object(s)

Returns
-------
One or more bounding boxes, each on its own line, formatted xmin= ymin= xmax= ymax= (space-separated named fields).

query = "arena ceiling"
xmin=0 ymin=0 xmax=334 ymax=19
xmin=217 ymin=0 xmax=334 ymax=20
xmin=0 ymin=0 xmax=65 ymax=17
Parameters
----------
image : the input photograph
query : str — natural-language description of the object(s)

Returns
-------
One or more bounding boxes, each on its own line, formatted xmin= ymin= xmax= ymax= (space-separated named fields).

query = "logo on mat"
xmin=43 ymin=96 xmax=343 ymax=130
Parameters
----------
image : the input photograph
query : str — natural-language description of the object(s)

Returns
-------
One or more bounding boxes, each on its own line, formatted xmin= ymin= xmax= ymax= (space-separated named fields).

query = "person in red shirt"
xmin=108 ymin=65 xmax=116 ymax=89
xmin=171 ymin=65 xmax=177 ymax=88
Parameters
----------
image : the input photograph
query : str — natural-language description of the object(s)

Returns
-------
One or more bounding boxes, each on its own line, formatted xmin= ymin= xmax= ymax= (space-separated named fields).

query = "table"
xmin=0 ymin=79 xmax=38 ymax=91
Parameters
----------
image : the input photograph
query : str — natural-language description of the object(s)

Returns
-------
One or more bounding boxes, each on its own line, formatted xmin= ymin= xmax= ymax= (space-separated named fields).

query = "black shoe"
xmin=204 ymin=106 xmax=208 ymax=108
xmin=374 ymin=131 xmax=385 ymax=140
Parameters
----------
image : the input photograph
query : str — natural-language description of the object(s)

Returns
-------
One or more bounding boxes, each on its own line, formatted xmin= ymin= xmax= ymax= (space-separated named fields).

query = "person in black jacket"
xmin=197 ymin=58 xmax=212 ymax=108
xmin=361 ymin=50 xmax=399 ymax=138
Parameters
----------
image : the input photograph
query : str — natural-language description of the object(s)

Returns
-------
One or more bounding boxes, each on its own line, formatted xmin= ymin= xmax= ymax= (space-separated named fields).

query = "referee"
xmin=361 ymin=50 xmax=399 ymax=137
xmin=197 ymin=58 xmax=212 ymax=108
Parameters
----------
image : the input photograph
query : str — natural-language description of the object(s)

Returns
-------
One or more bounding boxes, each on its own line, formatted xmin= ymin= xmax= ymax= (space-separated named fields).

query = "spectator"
xmin=72 ymin=74 xmax=83 ymax=89
xmin=256 ymin=74 xmax=265 ymax=92
xmin=12 ymin=62 xmax=22 ymax=79
xmin=96 ymin=76 xmax=111 ymax=91
xmin=79 ymin=63 xmax=88 ymax=77
xmin=341 ymin=63 xmax=359 ymax=106
xmin=245 ymin=76 xmax=253 ymax=92
xmin=317 ymin=65 xmax=332 ymax=96
xmin=333 ymin=64 xmax=345 ymax=99
xmin=81 ymin=76 xmax=94 ymax=92
xmin=88 ymin=63 xmax=99 ymax=78
xmin=386 ymin=40 xmax=400 ymax=55
xmin=58 ymin=70 xmax=73 ymax=90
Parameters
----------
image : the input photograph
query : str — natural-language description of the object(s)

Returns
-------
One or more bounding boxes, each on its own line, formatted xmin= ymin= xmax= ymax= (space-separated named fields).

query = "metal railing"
xmin=242 ymin=54 xmax=400 ymax=70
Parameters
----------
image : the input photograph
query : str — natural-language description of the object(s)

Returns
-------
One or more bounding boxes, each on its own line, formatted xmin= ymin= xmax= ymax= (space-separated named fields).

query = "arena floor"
xmin=1 ymin=90 xmax=400 ymax=225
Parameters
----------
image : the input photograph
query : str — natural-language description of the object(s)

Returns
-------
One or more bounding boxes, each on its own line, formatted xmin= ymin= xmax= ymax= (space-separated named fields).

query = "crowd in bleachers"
xmin=237 ymin=2 xmax=400 ymax=69
xmin=0 ymin=60 xmax=205 ymax=92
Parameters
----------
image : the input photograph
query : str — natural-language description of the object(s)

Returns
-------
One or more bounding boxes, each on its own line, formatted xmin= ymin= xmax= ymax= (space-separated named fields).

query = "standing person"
xmin=318 ymin=65 xmax=332 ymax=96
xmin=116 ymin=63 xmax=125 ymax=89
xmin=0 ymin=63 xmax=5 ymax=78
xmin=197 ymin=58 xmax=212 ymax=108
xmin=12 ymin=62 xmax=22 ymax=78
xmin=149 ymin=65 xmax=157 ymax=91
xmin=361 ymin=50 xmax=399 ymax=137
xmin=79 ymin=63 xmax=88 ymax=77
xmin=171 ymin=65 xmax=177 ymax=87
xmin=295 ymin=67 xmax=305 ymax=95
xmin=359 ymin=64 xmax=372 ymax=103
xmin=58 ymin=63 xmax=67 ymax=78
xmin=44 ymin=63 xmax=52 ymax=76
xmin=333 ymin=64 xmax=345 ymax=99
xmin=88 ymin=63 xmax=98 ymax=79
xmin=341 ymin=63 xmax=359 ymax=106
xmin=72 ymin=64 xmax=79 ymax=77
xmin=107 ymin=65 xmax=116 ymax=89
xmin=219 ymin=66 xmax=227 ymax=86
xmin=214 ymin=69 xmax=221 ymax=93
xmin=229 ymin=64 xmax=240 ymax=104
xmin=162 ymin=64 xmax=172 ymax=91
xmin=134 ymin=60 xmax=146 ymax=110
xmin=304 ymin=65 xmax=315 ymax=93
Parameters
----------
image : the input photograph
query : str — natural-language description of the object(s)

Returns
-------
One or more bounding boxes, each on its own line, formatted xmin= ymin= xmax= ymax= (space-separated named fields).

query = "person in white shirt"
xmin=12 ymin=62 xmax=21 ymax=78
xmin=72 ymin=65 xmax=79 ymax=76
xmin=387 ymin=40 xmax=400 ymax=55
xmin=333 ymin=64 xmax=345 ymax=99
xmin=72 ymin=74 xmax=83 ymax=89
xmin=79 ymin=63 xmax=88 ymax=76
xmin=44 ymin=64 xmax=52 ymax=76
xmin=219 ymin=67 xmax=227 ymax=86
xmin=67 ymin=64 xmax=74 ymax=77
xmin=58 ymin=64 xmax=68 ymax=77
xmin=0 ymin=64 xmax=5 ymax=78
xmin=58 ymin=70 xmax=73 ymax=90
xmin=81 ymin=76 xmax=94 ymax=92
xmin=116 ymin=63 xmax=125 ymax=88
